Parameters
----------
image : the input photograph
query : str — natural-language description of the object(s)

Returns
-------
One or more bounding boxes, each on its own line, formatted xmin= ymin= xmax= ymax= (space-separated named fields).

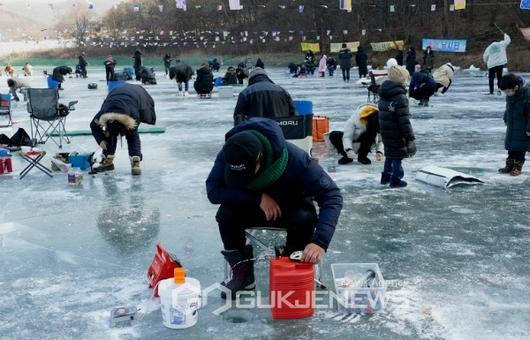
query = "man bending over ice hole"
xmin=90 ymin=83 xmax=156 ymax=175
xmin=206 ymin=118 xmax=343 ymax=299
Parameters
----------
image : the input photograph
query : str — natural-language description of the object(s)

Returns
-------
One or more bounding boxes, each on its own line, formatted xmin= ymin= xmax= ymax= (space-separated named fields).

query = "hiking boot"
xmin=130 ymin=156 xmax=141 ymax=176
xmin=338 ymin=156 xmax=354 ymax=165
xmin=510 ymin=160 xmax=524 ymax=176
xmin=380 ymin=172 xmax=391 ymax=185
xmin=390 ymin=177 xmax=408 ymax=188
xmin=93 ymin=155 xmax=115 ymax=173
xmin=221 ymin=245 xmax=255 ymax=300
xmin=498 ymin=159 xmax=515 ymax=174
xmin=357 ymin=156 xmax=371 ymax=165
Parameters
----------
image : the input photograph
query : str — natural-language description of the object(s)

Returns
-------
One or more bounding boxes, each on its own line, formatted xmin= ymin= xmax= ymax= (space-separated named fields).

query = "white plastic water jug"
xmin=158 ymin=267 xmax=201 ymax=329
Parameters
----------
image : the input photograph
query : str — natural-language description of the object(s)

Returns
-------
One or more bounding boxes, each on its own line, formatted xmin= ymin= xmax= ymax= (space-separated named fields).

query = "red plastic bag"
xmin=147 ymin=243 xmax=181 ymax=296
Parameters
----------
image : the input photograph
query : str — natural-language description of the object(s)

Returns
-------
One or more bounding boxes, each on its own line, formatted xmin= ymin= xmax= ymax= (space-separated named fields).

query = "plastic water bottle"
xmin=158 ymin=267 xmax=201 ymax=329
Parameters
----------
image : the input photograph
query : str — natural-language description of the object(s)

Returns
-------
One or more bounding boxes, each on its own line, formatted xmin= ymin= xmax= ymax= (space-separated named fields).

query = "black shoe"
xmin=380 ymin=172 xmax=391 ymax=185
xmin=357 ymin=157 xmax=371 ymax=165
xmin=338 ymin=156 xmax=354 ymax=165
xmin=390 ymin=177 xmax=407 ymax=188
xmin=221 ymin=245 xmax=255 ymax=300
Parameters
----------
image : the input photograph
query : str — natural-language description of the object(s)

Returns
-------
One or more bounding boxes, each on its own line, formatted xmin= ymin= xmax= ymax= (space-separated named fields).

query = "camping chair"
xmin=367 ymin=71 xmax=380 ymax=103
xmin=0 ymin=94 xmax=12 ymax=128
xmin=224 ymin=227 xmax=326 ymax=289
xmin=274 ymin=114 xmax=313 ymax=155
xmin=26 ymin=88 xmax=77 ymax=149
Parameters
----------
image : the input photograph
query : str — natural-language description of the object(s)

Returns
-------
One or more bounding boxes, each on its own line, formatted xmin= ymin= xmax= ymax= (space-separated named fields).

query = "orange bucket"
xmin=312 ymin=115 xmax=329 ymax=142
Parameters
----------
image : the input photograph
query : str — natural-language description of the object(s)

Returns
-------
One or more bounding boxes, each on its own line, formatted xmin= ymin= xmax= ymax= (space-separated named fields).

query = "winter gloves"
xmin=406 ymin=140 xmax=417 ymax=157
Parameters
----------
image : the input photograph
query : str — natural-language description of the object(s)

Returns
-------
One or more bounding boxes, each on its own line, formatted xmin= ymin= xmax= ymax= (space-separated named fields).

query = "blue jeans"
xmin=178 ymin=81 xmax=189 ymax=91
xmin=383 ymin=158 xmax=404 ymax=180
xmin=328 ymin=67 xmax=334 ymax=77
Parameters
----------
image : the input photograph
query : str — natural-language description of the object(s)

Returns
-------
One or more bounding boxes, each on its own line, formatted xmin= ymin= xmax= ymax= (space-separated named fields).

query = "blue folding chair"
xmin=0 ymin=94 xmax=12 ymax=128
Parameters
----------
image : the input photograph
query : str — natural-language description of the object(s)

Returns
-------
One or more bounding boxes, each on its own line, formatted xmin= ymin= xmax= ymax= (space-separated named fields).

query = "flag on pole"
xmin=176 ymin=0 xmax=187 ymax=10
xmin=454 ymin=0 xmax=466 ymax=10
xmin=339 ymin=0 xmax=352 ymax=12
xmin=229 ymin=0 xmax=242 ymax=10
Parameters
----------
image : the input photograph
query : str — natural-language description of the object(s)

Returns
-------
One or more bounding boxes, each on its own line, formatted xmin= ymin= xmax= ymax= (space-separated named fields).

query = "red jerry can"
xmin=269 ymin=257 xmax=315 ymax=320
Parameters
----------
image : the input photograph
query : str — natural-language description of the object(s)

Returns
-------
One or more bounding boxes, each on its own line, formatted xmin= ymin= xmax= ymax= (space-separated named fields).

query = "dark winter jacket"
xmin=504 ymin=79 xmax=530 ymax=151
xmin=52 ymin=66 xmax=72 ymax=82
xmin=233 ymin=73 xmax=296 ymax=124
xmin=104 ymin=57 xmax=116 ymax=70
xmin=91 ymin=83 xmax=156 ymax=144
xmin=163 ymin=55 xmax=171 ymax=68
xmin=355 ymin=49 xmax=368 ymax=75
xmin=327 ymin=57 xmax=337 ymax=69
xmin=223 ymin=68 xmax=238 ymax=85
xmin=255 ymin=58 xmax=265 ymax=69
xmin=194 ymin=66 xmax=214 ymax=94
xmin=405 ymin=49 xmax=417 ymax=76
xmin=133 ymin=51 xmax=142 ymax=69
xmin=139 ymin=67 xmax=157 ymax=85
xmin=206 ymin=118 xmax=343 ymax=250
xmin=378 ymin=80 xmax=415 ymax=158
xmin=423 ymin=51 xmax=435 ymax=72
xmin=395 ymin=51 xmax=404 ymax=66
xmin=236 ymin=64 xmax=248 ymax=82
xmin=338 ymin=48 xmax=353 ymax=69
xmin=78 ymin=55 xmax=88 ymax=67
xmin=171 ymin=62 xmax=194 ymax=82
xmin=409 ymin=71 xmax=437 ymax=98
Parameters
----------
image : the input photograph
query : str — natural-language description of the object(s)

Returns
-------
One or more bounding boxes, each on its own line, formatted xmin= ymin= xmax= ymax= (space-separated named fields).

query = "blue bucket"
xmin=123 ymin=67 xmax=135 ymax=77
xmin=47 ymin=77 xmax=60 ymax=89
xmin=294 ymin=100 xmax=313 ymax=115
xmin=69 ymin=153 xmax=92 ymax=170
xmin=108 ymin=80 xmax=125 ymax=92
xmin=214 ymin=77 xmax=224 ymax=87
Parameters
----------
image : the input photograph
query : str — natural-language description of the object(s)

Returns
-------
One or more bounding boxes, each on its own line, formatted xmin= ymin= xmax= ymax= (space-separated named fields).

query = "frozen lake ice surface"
xmin=1 ymin=66 xmax=529 ymax=340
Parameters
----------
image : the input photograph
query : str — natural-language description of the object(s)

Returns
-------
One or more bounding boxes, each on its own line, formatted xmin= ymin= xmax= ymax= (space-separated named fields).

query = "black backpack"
xmin=10 ymin=128 xmax=33 ymax=146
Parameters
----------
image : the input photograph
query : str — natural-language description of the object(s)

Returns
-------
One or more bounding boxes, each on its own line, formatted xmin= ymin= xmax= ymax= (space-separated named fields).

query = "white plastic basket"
xmin=331 ymin=263 xmax=386 ymax=314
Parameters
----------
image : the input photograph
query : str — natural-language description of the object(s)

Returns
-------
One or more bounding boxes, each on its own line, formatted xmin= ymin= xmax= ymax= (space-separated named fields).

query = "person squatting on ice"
xmin=432 ymin=62 xmax=455 ymax=95
xmin=497 ymin=73 xmax=530 ymax=176
xmin=90 ymin=83 xmax=156 ymax=175
xmin=409 ymin=65 xmax=438 ymax=106
xmin=194 ymin=63 xmax=214 ymax=96
xmin=233 ymin=68 xmax=296 ymax=124
xmin=327 ymin=103 xmax=383 ymax=165
xmin=483 ymin=33 xmax=511 ymax=95
xmin=206 ymin=118 xmax=343 ymax=299
xmin=378 ymin=65 xmax=416 ymax=188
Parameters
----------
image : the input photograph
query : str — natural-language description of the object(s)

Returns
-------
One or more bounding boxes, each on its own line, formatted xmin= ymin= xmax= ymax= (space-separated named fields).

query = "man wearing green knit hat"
xmin=206 ymin=118 xmax=343 ymax=299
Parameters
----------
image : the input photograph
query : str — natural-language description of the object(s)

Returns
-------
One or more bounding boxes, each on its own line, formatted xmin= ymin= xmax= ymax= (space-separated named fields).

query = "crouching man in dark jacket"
xmin=90 ymin=83 xmax=156 ymax=175
xmin=206 ymin=118 xmax=343 ymax=299
xmin=233 ymin=68 xmax=296 ymax=125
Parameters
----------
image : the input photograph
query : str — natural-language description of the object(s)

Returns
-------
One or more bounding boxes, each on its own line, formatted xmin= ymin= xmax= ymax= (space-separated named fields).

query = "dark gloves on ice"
xmin=406 ymin=140 xmax=417 ymax=157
